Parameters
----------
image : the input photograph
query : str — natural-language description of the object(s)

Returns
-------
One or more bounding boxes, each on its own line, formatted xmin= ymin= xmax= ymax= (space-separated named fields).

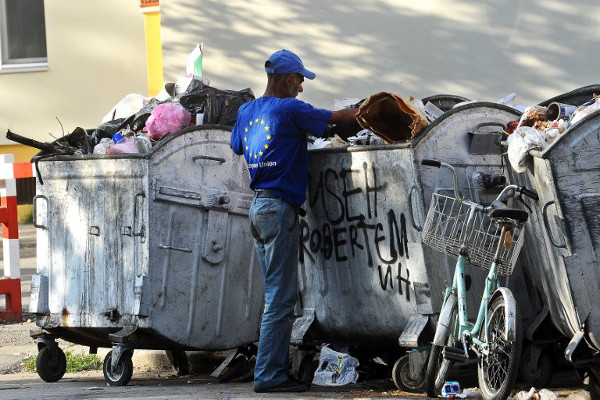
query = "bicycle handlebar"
xmin=421 ymin=159 xmax=461 ymax=200
xmin=421 ymin=159 xmax=442 ymax=168
xmin=421 ymin=158 xmax=539 ymax=205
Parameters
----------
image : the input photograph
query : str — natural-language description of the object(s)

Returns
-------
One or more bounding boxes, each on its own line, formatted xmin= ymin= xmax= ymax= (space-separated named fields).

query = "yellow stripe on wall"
xmin=0 ymin=145 xmax=39 ymax=162
xmin=143 ymin=11 xmax=164 ymax=97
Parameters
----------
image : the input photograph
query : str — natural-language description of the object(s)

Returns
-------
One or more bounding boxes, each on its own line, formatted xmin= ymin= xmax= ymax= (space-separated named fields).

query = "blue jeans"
xmin=250 ymin=195 xmax=300 ymax=389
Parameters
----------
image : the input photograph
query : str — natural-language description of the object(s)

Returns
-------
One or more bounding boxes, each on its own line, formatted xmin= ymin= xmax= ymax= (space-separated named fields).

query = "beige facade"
xmin=0 ymin=0 xmax=147 ymax=155
xmin=1 ymin=0 xmax=599 ymax=158
xmin=160 ymin=1 xmax=599 ymax=111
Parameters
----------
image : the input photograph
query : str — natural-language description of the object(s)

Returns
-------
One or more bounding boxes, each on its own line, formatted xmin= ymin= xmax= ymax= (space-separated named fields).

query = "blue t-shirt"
xmin=231 ymin=97 xmax=331 ymax=206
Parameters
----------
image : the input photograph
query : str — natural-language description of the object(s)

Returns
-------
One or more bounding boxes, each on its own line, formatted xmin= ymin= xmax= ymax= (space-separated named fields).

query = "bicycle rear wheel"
xmin=477 ymin=296 xmax=522 ymax=400
xmin=426 ymin=303 xmax=458 ymax=397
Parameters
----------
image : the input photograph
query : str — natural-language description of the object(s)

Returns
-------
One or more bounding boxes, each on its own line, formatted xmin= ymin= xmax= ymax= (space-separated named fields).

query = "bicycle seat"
xmin=489 ymin=201 xmax=528 ymax=222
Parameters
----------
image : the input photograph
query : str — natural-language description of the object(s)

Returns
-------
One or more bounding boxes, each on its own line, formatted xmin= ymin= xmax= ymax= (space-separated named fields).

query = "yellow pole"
xmin=140 ymin=2 xmax=163 ymax=97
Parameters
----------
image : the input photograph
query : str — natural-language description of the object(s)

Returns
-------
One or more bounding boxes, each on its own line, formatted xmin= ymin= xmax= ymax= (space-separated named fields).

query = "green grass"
xmin=23 ymin=350 xmax=102 ymax=373
xmin=17 ymin=204 xmax=33 ymax=224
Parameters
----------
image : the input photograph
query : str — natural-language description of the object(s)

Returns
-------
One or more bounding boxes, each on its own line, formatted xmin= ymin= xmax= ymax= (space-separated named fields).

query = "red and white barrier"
xmin=0 ymin=154 xmax=35 ymax=321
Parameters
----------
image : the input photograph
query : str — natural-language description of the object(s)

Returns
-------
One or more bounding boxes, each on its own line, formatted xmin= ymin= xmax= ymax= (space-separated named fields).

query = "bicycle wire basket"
xmin=422 ymin=193 xmax=525 ymax=276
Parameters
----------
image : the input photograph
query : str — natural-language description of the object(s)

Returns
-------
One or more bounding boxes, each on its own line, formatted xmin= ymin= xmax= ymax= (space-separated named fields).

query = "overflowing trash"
xmin=505 ymin=94 xmax=599 ymax=173
xmin=5 ymin=44 xmax=255 ymax=159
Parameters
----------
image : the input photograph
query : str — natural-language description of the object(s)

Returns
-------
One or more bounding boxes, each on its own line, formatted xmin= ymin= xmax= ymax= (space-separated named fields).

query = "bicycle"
xmin=421 ymin=159 xmax=538 ymax=400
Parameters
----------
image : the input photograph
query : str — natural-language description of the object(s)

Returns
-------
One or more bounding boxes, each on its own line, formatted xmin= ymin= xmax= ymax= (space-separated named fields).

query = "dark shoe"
xmin=253 ymin=379 xmax=309 ymax=393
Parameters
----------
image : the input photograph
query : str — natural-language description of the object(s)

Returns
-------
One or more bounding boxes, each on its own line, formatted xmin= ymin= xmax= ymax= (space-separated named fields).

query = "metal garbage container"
xmin=29 ymin=125 xmax=263 ymax=385
xmin=421 ymin=94 xmax=469 ymax=112
xmin=538 ymin=84 xmax=600 ymax=107
xmin=291 ymin=101 xmax=544 ymax=390
xmin=504 ymin=105 xmax=600 ymax=395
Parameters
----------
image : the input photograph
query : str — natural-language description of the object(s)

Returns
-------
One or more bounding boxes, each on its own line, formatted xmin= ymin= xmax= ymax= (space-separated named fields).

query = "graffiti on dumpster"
xmin=300 ymin=161 xmax=413 ymax=300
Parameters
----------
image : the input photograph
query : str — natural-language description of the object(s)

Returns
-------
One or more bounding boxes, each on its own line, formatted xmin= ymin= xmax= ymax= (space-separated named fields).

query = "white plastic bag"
xmin=102 ymin=93 xmax=149 ymax=123
xmin=506 ymin=126 xmax=545 ymax=173
xmin=570 ymin=96 xmax=600 ymax=126
xmin=312 ymin=346 xmax=359 ymax=386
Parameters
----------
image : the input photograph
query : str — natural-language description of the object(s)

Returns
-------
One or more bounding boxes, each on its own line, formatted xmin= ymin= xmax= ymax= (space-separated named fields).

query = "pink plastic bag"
xmin=106 ymin=137 xmax=139 ymax=154
xmin=145 ymin=103 xmax=192 ymax=140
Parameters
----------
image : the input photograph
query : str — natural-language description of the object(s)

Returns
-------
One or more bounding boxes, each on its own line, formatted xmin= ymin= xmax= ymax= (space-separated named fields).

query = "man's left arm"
xmin=329 ymin=108 xmax=359 ymax=126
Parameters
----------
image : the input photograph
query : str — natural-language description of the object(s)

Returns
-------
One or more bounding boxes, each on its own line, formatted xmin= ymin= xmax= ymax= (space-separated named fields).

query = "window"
xmin=0 ymin=0 xmax=47 ymax=72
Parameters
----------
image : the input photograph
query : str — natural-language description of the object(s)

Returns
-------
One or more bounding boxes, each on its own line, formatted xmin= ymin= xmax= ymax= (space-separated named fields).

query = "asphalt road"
xmin=0 ymin=371 xmax=423 ymax=400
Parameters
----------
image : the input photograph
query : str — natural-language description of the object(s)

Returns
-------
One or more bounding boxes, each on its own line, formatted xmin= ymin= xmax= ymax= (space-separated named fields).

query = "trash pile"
xmin=20 ymin=79 xmax=254 ymax=158
xmin=309 ymin=92 xmax=527 ymax=150
xmin=506 ymin=94 xmax=600 ymax=173
xmin=6 ymin=45 xmax=255 ymax=159
xmin=310 ymin=93 xmax=445 ymax=149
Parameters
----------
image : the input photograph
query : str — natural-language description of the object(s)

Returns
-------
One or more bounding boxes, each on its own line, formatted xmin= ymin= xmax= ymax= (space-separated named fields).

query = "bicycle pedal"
xmin=443 ymin=346 xmax=467 ymax=362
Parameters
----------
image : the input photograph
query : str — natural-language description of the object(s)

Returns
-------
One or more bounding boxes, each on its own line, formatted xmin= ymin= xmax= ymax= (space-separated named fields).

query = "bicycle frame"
xmin=424 ymin=158 xmax=534 ymax=400
xmin=441 ymin=212 xmax=515 ymax=357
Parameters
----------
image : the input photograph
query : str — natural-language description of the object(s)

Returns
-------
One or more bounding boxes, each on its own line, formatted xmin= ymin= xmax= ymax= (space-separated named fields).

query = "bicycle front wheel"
xmin=477 ymin=296 xmax=523 ymax=400
xmin=426 ymin=303 xmax=458 ymax=398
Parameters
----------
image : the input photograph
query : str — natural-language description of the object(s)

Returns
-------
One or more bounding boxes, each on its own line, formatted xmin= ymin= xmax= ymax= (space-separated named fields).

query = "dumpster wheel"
xmin=103 ymin=350 xmax=133 ymax=386
xmin=36 ymin=346 xmax=67 ymax=382
xmin=520 ymin=345 xmax=553 ymax=388
xmin=392 ymin=354 xmax=425 ymax=392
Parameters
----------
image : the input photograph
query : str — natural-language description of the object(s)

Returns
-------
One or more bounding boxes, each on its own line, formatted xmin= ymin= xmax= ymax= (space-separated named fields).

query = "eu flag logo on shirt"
xmin=243 ymin=117 xmax=274 ymax=168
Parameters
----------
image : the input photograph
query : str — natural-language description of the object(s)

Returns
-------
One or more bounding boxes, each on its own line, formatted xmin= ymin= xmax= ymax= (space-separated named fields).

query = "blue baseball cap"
xmin=265 ymin=49 xmax=316 ymax=80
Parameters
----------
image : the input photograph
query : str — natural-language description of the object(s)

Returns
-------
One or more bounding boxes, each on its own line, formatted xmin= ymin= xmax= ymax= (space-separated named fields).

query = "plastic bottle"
xmin=93 ymin=138 xmax=112 ymax=154
xmin=134 ymin=134 xmax=152 ymax=153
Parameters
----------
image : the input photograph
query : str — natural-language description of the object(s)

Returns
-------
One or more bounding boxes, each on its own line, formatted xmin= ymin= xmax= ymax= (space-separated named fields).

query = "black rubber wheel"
xmin=392 ymin=354 xmax=425 ymax=392
xmin=426 ymin=303 xmax=458 ymax=398
xmin=477 ymin=296 xmax=522 ymax=400
xmin=520 ymin=346 xmax=553 ymax=388
xmin=103 ymin=350 xmax=133 ymax=386
xmin=36 ymin=346 xmax=67 ymax=382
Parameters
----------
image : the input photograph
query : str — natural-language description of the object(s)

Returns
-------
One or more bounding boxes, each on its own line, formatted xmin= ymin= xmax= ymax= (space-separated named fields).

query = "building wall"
xmin=160 ymin=0 xmax=600 ymax=111
xmin=0 ymin=0 xmax=148 ymax=150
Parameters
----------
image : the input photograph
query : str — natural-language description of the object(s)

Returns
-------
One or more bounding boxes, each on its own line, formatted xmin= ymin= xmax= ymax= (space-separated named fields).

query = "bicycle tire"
xmin=477 ymin=296 xmax=522 ymax=400
xmin=426 ymin=303 xmax=458 ymax=398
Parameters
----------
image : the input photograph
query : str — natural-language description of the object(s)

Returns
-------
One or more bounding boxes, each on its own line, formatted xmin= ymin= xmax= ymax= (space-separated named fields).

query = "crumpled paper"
xmin=356 ymin=92 xmax=428 ymax=142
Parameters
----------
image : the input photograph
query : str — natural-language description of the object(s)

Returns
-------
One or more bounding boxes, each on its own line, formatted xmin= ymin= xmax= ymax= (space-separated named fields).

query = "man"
xmin=231 ymin=49 xmax=358 ymax=393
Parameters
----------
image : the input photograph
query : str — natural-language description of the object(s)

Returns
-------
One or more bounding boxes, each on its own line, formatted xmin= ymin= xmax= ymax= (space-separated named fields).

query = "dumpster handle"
xmin=469 ymin=122 xmax=506 ymax=134
xmin=408 ymin=185 xmax=422 ymax=231
xmin=542 ymin=200 xmax=567 ymax=249
xmin=193 ymin=155 xmax=226 ymax=164
xmin=32 ymin=195 xmax=48 ymax=230
xmin=133 ymin=193 xmax=145 ymax=239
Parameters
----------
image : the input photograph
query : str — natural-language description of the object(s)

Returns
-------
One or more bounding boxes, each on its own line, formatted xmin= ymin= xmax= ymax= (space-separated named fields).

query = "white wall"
xmin=160 ymin=0 xmax=600 ymax=110
xmin=0 ymin=1 xmax=148 ymax=145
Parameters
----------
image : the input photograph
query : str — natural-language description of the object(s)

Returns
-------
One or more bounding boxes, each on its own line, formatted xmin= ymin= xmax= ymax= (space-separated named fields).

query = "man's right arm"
xmin=329 ymin=108 xmax=359 ymax=126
